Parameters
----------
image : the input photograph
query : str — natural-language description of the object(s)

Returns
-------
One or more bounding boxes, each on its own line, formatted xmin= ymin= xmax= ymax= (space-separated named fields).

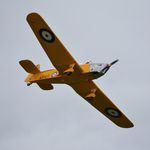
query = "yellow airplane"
xmin=19 ymin=13 xmax=134 ymax=128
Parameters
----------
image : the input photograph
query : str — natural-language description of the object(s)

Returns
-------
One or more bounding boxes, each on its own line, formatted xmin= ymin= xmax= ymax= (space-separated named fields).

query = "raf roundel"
xmin=105 ymin=108 xmax=122 ymax=118
xmin=39 ymin=28 xmax=55 ymax=42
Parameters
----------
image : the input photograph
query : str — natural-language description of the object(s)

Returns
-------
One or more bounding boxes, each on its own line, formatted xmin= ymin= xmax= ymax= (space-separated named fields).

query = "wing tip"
xmin=26 ymin=12 xmax=42 ymax=22
xmin=116 ymin=121 xmax=134 ymax=128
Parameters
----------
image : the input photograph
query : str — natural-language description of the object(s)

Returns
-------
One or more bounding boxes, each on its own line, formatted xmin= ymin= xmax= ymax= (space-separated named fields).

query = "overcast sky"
xmin=0 ymin=0 xmax=150 ymax=150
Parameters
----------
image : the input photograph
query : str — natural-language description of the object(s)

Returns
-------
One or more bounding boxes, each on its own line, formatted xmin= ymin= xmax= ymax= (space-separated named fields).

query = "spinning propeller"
xmin=109 ymin=59 xmax=119 ymax=67
xmin=101 ymin=59 xmax=119 ymax=74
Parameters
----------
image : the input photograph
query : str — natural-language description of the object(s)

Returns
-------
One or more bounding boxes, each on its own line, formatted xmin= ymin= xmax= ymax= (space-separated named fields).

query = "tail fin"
xmin=19 ymin=60 xmax=40 ymax=74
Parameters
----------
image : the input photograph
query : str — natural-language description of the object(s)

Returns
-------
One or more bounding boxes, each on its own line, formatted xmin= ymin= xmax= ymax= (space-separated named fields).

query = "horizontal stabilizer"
xmin=37 ymin=82 xmax=54 ymax=90
xmin=19 ymin=60 xmax=40 ymax=74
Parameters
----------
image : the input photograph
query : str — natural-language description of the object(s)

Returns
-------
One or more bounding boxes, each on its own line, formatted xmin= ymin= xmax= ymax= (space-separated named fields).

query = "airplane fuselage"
xmin=25 ymin=63 xmax=106 ymax=85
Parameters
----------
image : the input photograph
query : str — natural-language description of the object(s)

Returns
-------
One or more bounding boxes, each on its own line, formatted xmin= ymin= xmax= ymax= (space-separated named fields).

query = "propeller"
xmin=109 ymin=59 xmax=119 ymax=67
xmin=101 ymin=59 xmax=119 ymax=74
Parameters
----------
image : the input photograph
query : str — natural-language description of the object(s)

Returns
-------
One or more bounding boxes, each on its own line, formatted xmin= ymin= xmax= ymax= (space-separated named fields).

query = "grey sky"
xmin=0 ymin=0 xmax=150 ymax=149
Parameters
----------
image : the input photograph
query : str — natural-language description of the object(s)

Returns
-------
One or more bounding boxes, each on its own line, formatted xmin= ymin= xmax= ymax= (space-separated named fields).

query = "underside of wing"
xmin=27 ymin=13 xmax=83 ymax=74
xmin=70 ymin=81 xmax=134 ymax=128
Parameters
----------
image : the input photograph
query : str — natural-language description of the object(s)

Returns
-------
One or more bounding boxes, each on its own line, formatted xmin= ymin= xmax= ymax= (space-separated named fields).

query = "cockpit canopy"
xmin=88 ymin=62 xmax=109 ymax=74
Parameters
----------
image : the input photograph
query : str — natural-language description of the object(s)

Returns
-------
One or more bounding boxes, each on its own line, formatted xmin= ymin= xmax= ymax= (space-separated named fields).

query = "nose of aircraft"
xmin=100 ymin=59 xmax=119 ymax=74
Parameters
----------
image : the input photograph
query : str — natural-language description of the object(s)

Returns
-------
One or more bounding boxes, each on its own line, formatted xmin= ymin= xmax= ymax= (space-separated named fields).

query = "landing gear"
xmin=63 ymin=64 xmax=75 ymax=76
xmin=27 ymin=83 xmax=32 ymax=86
xmin=85 ymin=89 xmax=97 ymax=102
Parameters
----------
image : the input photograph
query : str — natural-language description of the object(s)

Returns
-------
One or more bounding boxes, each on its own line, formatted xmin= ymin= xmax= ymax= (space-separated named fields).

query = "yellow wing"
xmin=70 ymin=81 xmax=134 ymax=128
xmin=27 ymin=13 xmax=83 ymax=74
